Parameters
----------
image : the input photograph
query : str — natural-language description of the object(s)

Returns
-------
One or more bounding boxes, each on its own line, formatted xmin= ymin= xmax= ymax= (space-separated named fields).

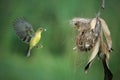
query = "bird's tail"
xmin=102 ymin=56 xmax=113 ymax=80
xmin=26 ymin=47 xmax=31 ymax=57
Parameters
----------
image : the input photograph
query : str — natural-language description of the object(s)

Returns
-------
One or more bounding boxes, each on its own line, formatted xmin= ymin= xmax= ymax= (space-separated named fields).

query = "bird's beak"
xmin=44 ymin=28 xmax=47 ymax=31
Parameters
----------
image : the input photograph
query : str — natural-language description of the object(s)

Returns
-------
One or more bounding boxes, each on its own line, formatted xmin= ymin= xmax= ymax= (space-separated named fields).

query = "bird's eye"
xmin=40 ymin=28 xmax=43 ymax=31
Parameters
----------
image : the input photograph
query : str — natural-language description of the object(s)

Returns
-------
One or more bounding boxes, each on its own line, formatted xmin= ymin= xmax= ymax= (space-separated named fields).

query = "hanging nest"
xmin=72 ymin=18 xmax=100 ymax=52
xmin=76 ymin=27 xmax=98 ymax=51
xmin=71 ymin=17 xmax=113 ymax=80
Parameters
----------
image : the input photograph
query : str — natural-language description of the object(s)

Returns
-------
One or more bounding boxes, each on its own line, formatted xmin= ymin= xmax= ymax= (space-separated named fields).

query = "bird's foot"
xmin=36 ymin=45 xmax=43 ymax=48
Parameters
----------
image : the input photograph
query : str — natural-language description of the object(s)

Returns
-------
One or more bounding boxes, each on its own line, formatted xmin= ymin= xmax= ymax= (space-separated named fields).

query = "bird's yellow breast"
xmin=29 ymin=32 xmax=41 ymax=49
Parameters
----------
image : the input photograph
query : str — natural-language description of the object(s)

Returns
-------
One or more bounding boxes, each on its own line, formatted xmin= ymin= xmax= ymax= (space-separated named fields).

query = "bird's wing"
xmin=13 ymin=17 xmax=35 ymax=44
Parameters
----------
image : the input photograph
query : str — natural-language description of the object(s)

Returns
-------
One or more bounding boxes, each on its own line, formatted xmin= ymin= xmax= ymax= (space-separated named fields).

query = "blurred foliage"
xmin=0 ymin=0 xmax=120 ymax=80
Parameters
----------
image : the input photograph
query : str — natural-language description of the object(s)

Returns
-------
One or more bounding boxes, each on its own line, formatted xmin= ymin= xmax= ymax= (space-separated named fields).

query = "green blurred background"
xmin=0 ymin=0 xmax=120 ymax=80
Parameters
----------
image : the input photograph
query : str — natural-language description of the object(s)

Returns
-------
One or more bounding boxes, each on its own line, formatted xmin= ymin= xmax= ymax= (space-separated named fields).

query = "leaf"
xmin=85 ymin=38 xmax=100 ymax=73
xmin=100 ymin=18 xmax=112 ymax=51
xmin=90 ymin=18 xmax=96 ymax=30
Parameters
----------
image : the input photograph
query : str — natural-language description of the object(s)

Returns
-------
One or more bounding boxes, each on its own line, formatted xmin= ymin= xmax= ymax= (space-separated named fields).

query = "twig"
xmin=101 ymin=0 xmax=105 ymax=9
xmin=96 ymin=0 xmax=105 ymax=18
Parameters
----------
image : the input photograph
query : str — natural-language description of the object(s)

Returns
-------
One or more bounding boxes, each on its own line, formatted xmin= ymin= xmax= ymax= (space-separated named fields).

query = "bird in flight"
xmin=13 ymin=17 xmax=43 ymax=57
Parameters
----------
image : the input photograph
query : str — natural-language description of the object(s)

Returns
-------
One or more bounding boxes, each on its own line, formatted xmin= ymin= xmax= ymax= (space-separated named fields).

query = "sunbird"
xmin=13 ymin=17 xmax=43 ymax=57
